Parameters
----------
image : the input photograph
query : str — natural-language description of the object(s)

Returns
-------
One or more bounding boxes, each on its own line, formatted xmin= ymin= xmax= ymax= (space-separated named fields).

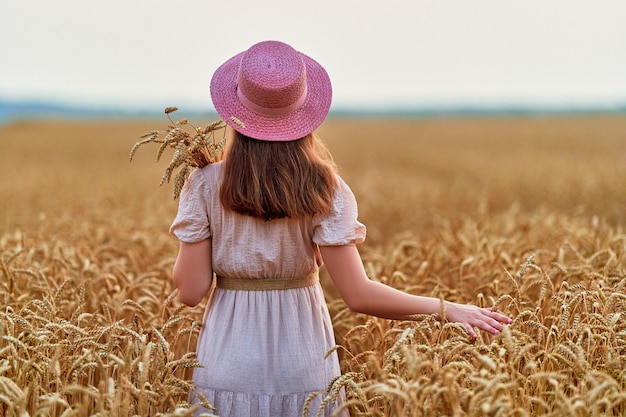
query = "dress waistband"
xmin=215 ymin=272 xmax=319 ymax=291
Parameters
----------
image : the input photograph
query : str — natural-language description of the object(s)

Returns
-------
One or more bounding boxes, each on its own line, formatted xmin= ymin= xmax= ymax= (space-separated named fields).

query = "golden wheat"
xmin=1 ymin=115 xmax=626 ymax=416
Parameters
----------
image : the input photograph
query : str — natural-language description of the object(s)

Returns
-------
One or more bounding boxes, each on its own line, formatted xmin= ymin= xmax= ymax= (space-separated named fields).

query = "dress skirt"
xmin=190 ymin=283 xmax=347 ymax=417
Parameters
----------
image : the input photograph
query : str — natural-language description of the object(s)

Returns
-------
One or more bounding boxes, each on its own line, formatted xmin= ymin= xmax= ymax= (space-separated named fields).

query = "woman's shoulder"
xmin=333 ymin=173 xmax=356 ymax=197
xmin=180 ymin=162 xmax=223 ymax=199
xmin=334 ymin=172 xmax=348 ymax=184
xmin=197 ymin=161 xmax=224 ymax=184
xmin=312 ymin=173 xmax=366 ymax=245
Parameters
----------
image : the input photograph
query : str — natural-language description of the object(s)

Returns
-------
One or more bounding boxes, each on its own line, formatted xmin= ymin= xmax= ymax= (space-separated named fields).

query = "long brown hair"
xmin=220 ymin=130 xmax=337 ymax=220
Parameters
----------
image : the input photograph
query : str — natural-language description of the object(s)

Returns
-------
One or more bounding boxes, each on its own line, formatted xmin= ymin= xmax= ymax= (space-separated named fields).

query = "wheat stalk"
xmin=130 ymin=107 xmax=226 ymax=199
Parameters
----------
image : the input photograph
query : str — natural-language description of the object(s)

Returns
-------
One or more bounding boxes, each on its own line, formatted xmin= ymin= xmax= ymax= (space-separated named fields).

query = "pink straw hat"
xmin=210 ymin=40 xmax=332 ymax=141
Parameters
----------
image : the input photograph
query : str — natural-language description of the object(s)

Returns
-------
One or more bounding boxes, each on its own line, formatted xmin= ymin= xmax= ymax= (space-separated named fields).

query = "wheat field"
xmin=1 ymin=115 xmax=625 ymax=416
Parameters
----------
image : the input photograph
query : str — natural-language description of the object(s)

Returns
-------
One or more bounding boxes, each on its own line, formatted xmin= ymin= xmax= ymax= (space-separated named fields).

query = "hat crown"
xmin=237 ymin=41 xmax=307 ymax=112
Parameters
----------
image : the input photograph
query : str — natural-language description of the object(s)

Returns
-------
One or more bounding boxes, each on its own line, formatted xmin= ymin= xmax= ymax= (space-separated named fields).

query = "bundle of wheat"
xmin=129 ymin=107 xmax=226 ymax=199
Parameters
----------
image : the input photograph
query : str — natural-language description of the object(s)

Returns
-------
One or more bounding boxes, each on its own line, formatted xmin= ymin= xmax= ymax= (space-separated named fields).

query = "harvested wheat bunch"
xmin=130 ymin=107 xmax=226 ymax=199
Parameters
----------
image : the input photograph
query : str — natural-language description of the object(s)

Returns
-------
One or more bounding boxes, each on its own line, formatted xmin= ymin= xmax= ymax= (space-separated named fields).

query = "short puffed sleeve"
xmin=169 ymin=169 xmax=211 ymax=242
xmin=313 ymin=175 xmax=366 ymax=246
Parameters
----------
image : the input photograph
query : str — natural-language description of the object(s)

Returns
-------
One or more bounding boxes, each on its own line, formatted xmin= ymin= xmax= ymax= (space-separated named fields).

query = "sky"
xmin=1 ymin=0 xmax=625 ymax=112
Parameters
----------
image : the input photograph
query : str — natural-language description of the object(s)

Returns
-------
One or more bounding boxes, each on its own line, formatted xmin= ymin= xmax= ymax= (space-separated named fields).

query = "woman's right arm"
xmin=320 ymin=245 xmax=512 ymax=338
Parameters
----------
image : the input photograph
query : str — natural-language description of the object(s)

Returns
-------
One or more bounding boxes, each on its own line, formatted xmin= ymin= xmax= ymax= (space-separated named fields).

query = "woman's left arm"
xmin=172 ymin=239 xmax=213 ymax=307
xmin=320 ymin=245 xmax=512 ymax=338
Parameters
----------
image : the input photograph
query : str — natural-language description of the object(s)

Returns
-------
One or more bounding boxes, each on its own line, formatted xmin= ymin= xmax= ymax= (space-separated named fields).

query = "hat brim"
xmin=210 ymin=50 xmax=332 ymax=141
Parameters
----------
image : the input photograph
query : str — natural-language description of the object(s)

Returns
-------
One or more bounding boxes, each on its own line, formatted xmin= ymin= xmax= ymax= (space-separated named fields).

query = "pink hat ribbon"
xmin=236 ymin=83 xmax=308 ymax=117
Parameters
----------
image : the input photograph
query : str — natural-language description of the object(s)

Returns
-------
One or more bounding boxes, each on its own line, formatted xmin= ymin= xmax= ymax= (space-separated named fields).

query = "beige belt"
xmin=215 ymin=272 xmax=319 ymax=291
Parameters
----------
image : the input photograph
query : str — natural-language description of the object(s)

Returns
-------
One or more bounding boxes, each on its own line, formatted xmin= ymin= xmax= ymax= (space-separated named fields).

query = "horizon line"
xmin=1 ymin=97 xmax=625 ymax=124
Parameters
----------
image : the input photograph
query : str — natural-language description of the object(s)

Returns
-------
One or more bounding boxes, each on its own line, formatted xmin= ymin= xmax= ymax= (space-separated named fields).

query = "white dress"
xmin=170 ymin=162 xmax=366 ymax=417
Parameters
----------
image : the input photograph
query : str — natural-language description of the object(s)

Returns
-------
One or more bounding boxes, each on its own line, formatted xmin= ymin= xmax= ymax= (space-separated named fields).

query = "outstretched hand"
xmin=445 ymin=302 xmax=513 ymax=339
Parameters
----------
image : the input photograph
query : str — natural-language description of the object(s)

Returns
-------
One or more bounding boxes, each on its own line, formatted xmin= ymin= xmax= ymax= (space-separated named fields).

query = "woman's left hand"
xmin=445 ymin=302 xmax=513 ymax=338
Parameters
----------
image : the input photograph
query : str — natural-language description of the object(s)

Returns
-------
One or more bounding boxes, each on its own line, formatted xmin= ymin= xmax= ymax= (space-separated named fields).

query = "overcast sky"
xmin=1 ymin=0 xmax=625 ymax=112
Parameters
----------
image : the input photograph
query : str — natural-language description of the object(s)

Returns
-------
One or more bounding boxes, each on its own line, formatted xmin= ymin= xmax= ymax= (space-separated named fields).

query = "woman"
xmin=170 ymin=40 xmax=512 ymax=417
